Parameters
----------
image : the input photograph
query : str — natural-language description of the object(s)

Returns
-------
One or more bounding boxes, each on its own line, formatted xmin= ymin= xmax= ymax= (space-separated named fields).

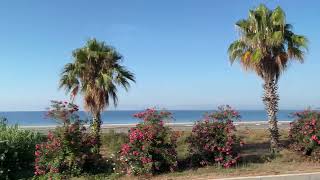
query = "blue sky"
xmin=0 ymin=0 xmax=319 ymax=111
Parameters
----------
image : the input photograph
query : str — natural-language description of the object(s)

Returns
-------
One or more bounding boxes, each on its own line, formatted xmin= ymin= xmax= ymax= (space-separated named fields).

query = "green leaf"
xmin=271 ymin=6 xmax=285 ymax=25
xmin=271 ymin=31 xmax=283 ymax=45
xmin=252 ymin=49 xmax=263 ymax=63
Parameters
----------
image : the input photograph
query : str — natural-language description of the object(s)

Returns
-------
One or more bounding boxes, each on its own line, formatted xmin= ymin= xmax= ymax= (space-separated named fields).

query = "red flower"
xmin=129 ymin=129 xmax=144 ymax=143
xmin=35 ymin=150 xmax=41 ymax=156
xmin=141 ymin=157 xmax=152 ymax=164
xmin=132 ymin=151 xmax=140 ymax=156
xmin=35 ymin=144 xmax=40 ymax=150
xmin=121 ymin=144 xmax=131 ymax=155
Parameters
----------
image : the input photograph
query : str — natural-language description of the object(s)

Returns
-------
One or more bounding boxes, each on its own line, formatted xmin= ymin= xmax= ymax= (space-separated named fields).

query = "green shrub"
xmin=34 ymin=101 xmax=107 ymax=179
xmin=0 ymin=117 xmax=42 ymax=179
xmin=118 ymin=109 xmax=178 ymax=176
xmin=187 ymin=105 xmax=242 ymax=168
xmin=289 ymin=110 xmax=320 ymax=159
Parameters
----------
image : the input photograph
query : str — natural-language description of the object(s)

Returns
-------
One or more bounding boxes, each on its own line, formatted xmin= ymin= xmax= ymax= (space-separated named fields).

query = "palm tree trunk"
xmin=92 ymin=111 xmax=102 ymax=153
xmin=263 ymin=78 xmax=280 ymax=154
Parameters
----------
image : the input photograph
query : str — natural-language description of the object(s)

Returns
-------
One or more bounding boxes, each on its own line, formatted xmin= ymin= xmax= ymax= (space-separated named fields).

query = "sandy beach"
xmin=21 ymin=121 xmax=291 ymax=134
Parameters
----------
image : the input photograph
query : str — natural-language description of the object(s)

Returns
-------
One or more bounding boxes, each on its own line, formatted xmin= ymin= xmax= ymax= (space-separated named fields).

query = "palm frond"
xmin=60 ymin=38 xmax=135 ymax=113
xmin=228 ymin=4 xmax=308 ymax=80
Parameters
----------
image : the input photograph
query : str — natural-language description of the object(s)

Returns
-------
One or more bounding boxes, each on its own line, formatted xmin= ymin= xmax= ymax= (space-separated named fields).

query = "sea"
xmin=0 ymin=110 xmax=299 ymax=126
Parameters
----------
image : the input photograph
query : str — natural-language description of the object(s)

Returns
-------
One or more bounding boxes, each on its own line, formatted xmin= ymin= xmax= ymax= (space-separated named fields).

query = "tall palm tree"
xmin=228 ymin=4 xmax=307 ymax=153
xmin=59 ymin=39 xmax=135 ymax=152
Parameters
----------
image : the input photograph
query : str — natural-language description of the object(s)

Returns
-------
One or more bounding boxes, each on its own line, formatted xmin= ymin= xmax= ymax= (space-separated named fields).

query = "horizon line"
xmin=0 ymin=109 xmax=308 ymax=112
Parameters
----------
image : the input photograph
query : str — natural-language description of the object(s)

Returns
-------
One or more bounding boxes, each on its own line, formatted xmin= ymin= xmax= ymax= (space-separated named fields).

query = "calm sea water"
xmin=0 ymin=110 xmax=298 ymax=126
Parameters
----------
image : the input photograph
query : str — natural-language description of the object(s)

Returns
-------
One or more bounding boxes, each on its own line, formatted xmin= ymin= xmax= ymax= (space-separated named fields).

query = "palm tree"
xmin=228 ymin=4 xmax=307 ymax=153
xmin=59 ymin=39 xmax=135 ymax=152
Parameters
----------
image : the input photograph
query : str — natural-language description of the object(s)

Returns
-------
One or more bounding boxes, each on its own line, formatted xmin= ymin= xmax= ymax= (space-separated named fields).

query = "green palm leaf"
xmin=59 ymin=38 xmax=135 ymax=152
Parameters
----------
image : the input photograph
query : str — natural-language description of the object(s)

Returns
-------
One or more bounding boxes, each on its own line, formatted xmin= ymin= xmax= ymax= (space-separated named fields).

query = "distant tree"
xmin=59 ymin=39 xmax=135 ymax=153
xmin=228 ymin=4 xmax=308 ymax=153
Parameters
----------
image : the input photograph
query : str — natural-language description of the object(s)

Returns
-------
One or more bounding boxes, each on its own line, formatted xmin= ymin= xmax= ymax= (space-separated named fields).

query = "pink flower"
xmin=223 ymin=162 xmax=231 ymax=168
xmin=129 ymin=129 xmax=144 ymax=143
xmin=311 ymin=135 xmax=318 ymax=141
xmin=121 ymin=144 xmax=131 ymax=155
xmin=141 ymin=157 xmax=152 ymax=164
xmin=35 ymin=151 xmax=41 ymax=156
xmin=132 ymin=151 xmax=140 ymax=156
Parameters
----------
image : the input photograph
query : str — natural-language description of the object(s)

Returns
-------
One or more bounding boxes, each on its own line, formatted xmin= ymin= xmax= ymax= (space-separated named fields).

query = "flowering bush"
xmin=187 ymin=105 xmax=242 ymax=168
xmin=34 ymin=101 xmax=102 ymax=179
xmin=46 ymin=100 xmax=80 ymax=125
xmin=0 ymin=117 xmax=42 ymax=179
xmin=118 ymin=109 xmax=178 ymax=176
xmin=289 ymin=110 xmax=320 ymax=159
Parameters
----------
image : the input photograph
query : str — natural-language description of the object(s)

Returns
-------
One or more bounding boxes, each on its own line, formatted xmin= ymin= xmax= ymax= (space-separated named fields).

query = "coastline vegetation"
xmin=0 ymin=117 xmax=42 ymax=179
xmin=2 ymin=105 xmax=320 ymax=179
xmin=0 ymin=3 xmax=318 ymax=180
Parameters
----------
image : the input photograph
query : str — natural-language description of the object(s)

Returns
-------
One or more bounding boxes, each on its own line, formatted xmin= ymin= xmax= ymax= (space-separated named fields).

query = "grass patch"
xmin=101 ymin=130 xmax=127 ymax=156
xmin=148 ymin=129 xmax=320 ymax=180
xmin=97 ymin=127 xmax=320 ymax=179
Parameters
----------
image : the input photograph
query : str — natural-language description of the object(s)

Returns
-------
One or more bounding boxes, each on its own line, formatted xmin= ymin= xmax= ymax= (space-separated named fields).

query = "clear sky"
xmin=0 ymin=0 xmax=319 ymax=111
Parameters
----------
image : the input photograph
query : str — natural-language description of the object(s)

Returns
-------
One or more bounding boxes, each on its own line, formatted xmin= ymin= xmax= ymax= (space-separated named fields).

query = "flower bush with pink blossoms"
xmin=187 ymin=105 xmax=242 ymax=168
xmin=119 ymin=109 xmax=178 ymax=176
xmin=289 ymin=110 xmax=320 ymax=161
xmin=33 ymin=101 xmax=103 ymax=179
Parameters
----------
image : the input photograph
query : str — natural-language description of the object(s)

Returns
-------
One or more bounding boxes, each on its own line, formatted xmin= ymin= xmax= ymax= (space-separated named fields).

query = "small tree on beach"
xmin=228 ymin=4 xmax=307 ymax=153
xmin=59 ymin=39 xmax=135 ymax=153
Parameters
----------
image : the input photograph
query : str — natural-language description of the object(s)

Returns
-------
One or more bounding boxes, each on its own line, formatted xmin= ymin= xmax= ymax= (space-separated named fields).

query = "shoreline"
xmin=20 ymin=121 xmax=291 ymax=133
xmin=19 ymin=120 xmax=291 ymax=128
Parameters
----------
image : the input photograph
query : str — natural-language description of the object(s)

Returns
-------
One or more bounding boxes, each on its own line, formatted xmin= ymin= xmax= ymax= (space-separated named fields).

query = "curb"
xmin=214 ymin=172 xmax=320 ymax=180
